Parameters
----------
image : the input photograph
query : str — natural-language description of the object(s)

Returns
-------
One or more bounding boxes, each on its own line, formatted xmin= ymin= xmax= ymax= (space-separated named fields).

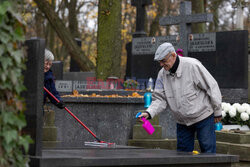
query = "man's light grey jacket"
xmin=146 ymin=56 xmax=222 ymax=126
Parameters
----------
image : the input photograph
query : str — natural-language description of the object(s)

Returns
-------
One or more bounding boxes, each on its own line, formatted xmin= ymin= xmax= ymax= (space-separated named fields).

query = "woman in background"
xmin=44 ymin=49 xmax=64 ymax=109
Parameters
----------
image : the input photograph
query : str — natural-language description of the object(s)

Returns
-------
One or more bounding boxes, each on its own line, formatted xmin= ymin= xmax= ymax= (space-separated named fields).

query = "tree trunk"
xmin=96 ymin=0 xmax=122 ymax=80
xmin=35 ymin=10 xmax=44 ymax=37
xmin=208 ymin=0 xmax=223 ymax=32
xmin=34 ymin=0 xmax=94 ymax=71
xmin=67 ymin=0 xmax=80 ymax=38
xmin=190 ymin=0 xmax=205 ymax=33
xmin=47 ymin=0 xmax=56 ymax=53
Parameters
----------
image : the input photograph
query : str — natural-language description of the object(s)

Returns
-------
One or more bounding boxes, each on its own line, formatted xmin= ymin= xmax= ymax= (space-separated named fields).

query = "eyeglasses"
xmin=158 ymin=53 xmax=172 ymax=64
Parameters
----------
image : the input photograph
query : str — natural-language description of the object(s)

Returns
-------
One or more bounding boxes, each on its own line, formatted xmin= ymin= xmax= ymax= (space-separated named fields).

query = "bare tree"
xmin=33 ymin=0 xmax=94 ymax=71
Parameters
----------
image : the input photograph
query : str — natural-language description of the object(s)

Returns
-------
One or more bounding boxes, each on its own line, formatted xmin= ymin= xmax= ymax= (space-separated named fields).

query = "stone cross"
xmin=131 ymin=0 xmax=152 ymax=37
xmin=159 ymin=1 xmax=213 ymax=57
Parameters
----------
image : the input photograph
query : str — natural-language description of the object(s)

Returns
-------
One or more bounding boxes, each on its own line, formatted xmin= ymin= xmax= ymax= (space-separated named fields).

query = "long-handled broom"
xmin=43 ymin=87 xmax=115 ymax=147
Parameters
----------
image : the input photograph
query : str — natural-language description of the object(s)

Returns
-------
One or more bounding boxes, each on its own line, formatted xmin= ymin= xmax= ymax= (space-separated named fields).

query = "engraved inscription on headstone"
xmin=132 ymin=36 xmax=179 ymax=55
xmin=55 ymin=80 xmax=72 ymax=92
xmin=132 ymin=37 xmax=156 ymax=55
xmin=132 ymin=33 xmax=215 ymax=55
xmin=157 ymin=36 xmax=178 ymax=48
xmin=188 ymin=33 xmax=216 ymax=52
xmin=73 ymin=81 xmax=87 ymax=91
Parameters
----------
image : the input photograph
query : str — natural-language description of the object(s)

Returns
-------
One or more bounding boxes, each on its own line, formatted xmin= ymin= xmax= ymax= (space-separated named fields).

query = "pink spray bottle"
xmin=136 ymin=112 xmax=155 ymax=135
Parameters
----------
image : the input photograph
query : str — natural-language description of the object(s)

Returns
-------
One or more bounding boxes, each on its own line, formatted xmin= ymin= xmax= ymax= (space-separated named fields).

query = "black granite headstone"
xmin=189 ymin=30 xmax=248 ymax=89
xmin=126 ymin=0 xmax=212 ymax=80
xmin=22 ymin=38 xmax=45 ymax=156
xmin=69 ymin=38 xmax=81 ymax=72
xmin=51 ymin=61 xmax=63 ymax=80
xmin=129 ymin=30 xmax=248 ymax=89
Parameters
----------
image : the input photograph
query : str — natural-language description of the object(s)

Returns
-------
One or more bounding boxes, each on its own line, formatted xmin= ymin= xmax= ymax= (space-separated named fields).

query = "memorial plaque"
xmin=55 ymin=80 xmax=72 ymax=92
xmin=132 ymin=34 xmax=215 ymax=56
xmin=157 ymin=36 xmax=178 ymax=48
xmin=132 ymin=37 xmax=156 ymax=55
xmin=132 ymin=36 xmax=179 ymax=56
xmin=188 ymin=33 xmax=216 ymax=52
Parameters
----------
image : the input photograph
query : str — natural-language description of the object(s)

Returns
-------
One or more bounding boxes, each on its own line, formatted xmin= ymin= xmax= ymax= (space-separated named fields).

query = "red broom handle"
xmin=43 ymin=86 xmax=100 ymax=141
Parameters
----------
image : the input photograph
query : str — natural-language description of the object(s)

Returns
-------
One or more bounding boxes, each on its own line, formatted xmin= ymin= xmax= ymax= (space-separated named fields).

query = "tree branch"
xmin=33 ymin=0 xmax=94 ymax=71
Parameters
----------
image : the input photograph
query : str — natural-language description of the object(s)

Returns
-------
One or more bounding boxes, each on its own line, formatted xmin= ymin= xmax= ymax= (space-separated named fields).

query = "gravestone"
xmin=128 ymin=1 xmax=214 ymax=82
xmin=22 ymin=38 xmax=45 ymax=156
xmin=125 ymin=0 xmax=152 ymax=80
xmin=20 ymin=39 xmax=238 ymax=167
xmin=127 ymin=1 xmax=248 ymax=139
xmin=51 ymin=61 xmax=63 ymax=80
xmin=128 ymin=1 xmax=248 ymax=102
xmin=159 ymin=1 xmax=213 ymax=57
xmin=70 ymin=38 xmax=81 ymax=72
xmin=63 ymin=71 xmax=95 ymax=81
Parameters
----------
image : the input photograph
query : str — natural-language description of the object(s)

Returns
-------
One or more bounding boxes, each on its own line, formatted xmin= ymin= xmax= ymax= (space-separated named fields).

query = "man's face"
xmin=158 ymin=52 xmax=176 ymax=71
xmin=44 ymin=60 xmax=52 ymax=72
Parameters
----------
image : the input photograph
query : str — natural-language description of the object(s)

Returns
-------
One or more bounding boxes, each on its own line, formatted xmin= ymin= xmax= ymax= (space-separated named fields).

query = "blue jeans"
xmin=176 ymin=114 xmax=216 ymax=153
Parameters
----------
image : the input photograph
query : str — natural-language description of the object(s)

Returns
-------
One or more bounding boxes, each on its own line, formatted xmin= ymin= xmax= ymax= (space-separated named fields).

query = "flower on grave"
xmin=221 ymin=102 xmax=231 ymax=113
xmin=221 ymin=102 xmax=250 ymax=127
xmin=246 ymin=106 xmax=250 ymax=115
xmin=221 ymin=110 xmax=226 ymax=118
xmin=228 ymin=106 xmax=236 ymax=118
xmin=123 ymin=79 xmax=139 ymax=89
xmin=240 ymin=112 xmax=249 ymax=121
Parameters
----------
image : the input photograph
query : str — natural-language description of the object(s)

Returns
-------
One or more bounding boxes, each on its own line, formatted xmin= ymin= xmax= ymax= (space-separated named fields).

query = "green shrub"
xmin=0 ymin=1 xmax=32 ymax=167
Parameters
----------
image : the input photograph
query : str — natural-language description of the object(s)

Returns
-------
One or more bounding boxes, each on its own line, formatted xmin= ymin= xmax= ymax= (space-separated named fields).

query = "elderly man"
xmin=139 ymin=42 xmax=222 ymax=153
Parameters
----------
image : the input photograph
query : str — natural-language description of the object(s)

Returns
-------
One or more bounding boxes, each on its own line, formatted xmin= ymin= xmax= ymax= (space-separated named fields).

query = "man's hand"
xmin=56 ymin=102 xmax=65 ymax=109
xmin=214 ymin=116 xmax=222 ymax=123
xmin=139 ymin=112 xmax=149 ymax=119
xmin=137 ymin=112 xmax=150 ymax=122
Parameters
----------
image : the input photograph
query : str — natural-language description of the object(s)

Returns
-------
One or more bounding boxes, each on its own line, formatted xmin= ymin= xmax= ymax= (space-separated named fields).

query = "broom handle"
xmin=43 ymin=86 xmax=101 ymax=142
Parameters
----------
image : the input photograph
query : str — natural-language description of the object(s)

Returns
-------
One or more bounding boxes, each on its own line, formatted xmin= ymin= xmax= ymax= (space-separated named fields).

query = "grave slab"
xmin=216 ymin=131 xmax=250 ymax=144
xmin=47 ymin=96 xmax=177 ymax=147
xmin=29 ymin=147 xmax=238 ymax=167
xmin=216 ymin=141 xmax=250 ymax=162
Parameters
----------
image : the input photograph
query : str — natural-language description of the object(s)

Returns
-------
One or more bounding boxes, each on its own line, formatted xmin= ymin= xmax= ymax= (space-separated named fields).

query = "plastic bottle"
xmin=136 ymin=112 xmax=155 ymax=135
xmin=147 ymin=77 xmax=154 ymax=92
xmin=144 ymin=78 xmax=153 ymax=108
xmin=214 ymin=122 xmax=222 ymax=131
